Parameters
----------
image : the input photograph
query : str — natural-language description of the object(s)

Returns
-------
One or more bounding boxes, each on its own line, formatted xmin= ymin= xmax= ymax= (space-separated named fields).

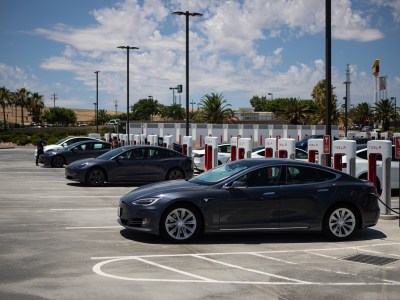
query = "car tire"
xmin=160 ymin=204 xmax=202 ymax=243
xmin=166 ymin=168 xmax=184 ymax=180
xmin=51 ymin=155 xmax=65 ymax=168
xmin=85 ymin=168 xmax=106 ymax=186
xmin=323 ymin=205 xmax=358 ymax=241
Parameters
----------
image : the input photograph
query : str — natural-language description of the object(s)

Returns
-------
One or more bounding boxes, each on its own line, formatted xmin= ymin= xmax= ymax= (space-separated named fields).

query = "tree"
xmin=130 ymin=98 xmax=160 ymax=121
xmin=373 ymin=98 xmax=396 ymax=131
xmin=196 ymin=93 xmax=233 ymax=123
xmin=310 ymin=79 xmax=340 ymax=125
xmin=15 ymin=88 xmax=30 ymax=127
xmin=0 ymin=87 xmax=11 ymax=127
xmin=27 ymin=92 xmax=45 ymax=123
xmin=274 ymin=98 xmax=312 ymax=125
xmin=159 ymin=103 xmax=185 ymax=121
xmin=348 ymin=102 xmax=373 ymax=127
xmin=42 ymin=107 xmax=77 ymax=126
xmin=250 ymin=95 xmax=268 ymax=111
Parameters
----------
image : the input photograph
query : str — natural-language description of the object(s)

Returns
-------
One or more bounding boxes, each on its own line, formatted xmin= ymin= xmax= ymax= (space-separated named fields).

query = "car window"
xmin=295 ymin=149 xmax=308 ymax=159
xmin=255 ymin=150 xmax=265 ymax=157
xmin=286 ymin=166 xmax=335 ymax=184
xmin=119 ymin=148 xmax=145 ymax=160
xmin=191 ymin=161 xmax=249 ymax=185
xmin=237 ymin=166 xmax=281 ymax=187
xmin=147 ymin=148 xmax=169 ymax=159
xmin=219 ymin=145 xmax=231 ymax=153
xmin=93 ymin=142 xmax=107 ymax=150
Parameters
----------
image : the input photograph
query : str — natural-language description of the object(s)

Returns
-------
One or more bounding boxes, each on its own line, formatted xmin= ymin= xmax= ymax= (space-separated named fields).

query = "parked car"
xmin=35 ymin=136 xmax=99 ymax=157
xmin=251 ymin=147 xmax=309 ymax=160
xmin=118 ymin=159 xmax=379 ymax=242
xmin=192 ymin=143 xmax=231 ymax=171
xmin=157 ymin=136 xmax=182 ymax=153
xmin=295 ymin=135 xmax=324 ymax=151
xmin=105 ymin=119 xmax=120 ymax=125
xmin=346 ymin=137 xmax=372 ymax=150
xmin=38 ymin=140 xmax=112 ymax=168
xmin=65 ymin=145 xmax=193 ymax=186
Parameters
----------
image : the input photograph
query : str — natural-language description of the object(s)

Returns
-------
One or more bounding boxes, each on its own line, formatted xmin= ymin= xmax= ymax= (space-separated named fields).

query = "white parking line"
xmin=40 ymin=196 xmax=120 ymax=198
xmin=251 ymin=253 xmax=298 ymax=265
xmin=65 ymin=226 xmax=121 ymax=230
xmin=51 ymin=208 xmax=115 ymax=211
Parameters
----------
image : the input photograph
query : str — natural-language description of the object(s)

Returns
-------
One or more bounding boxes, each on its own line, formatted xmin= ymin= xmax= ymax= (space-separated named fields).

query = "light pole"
xmin=268 ymin=92 xmax=273 ymax=100
xmin=94 ymin=71 xmax=100 ymax=133
xmin=172 ymin=10 xmax=202 ymax=136
xmin=391 ymin=96 xmax=397 ymax=132
xmin=190 ymin=100 xmax=196 ymax=113
xmin=169 ymin=87 xmax=177 ymax=104
xmin=117 ymin=45 xmax=139 ymax=144
xmin=343 ymin=96 xmax=348 ymax=138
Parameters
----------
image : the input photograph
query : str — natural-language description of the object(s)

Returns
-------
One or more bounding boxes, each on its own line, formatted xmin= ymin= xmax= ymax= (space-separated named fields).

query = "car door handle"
xmin=317 ymin=189 xmax=329 ymax=192
xmin=263 ymin=192 xmax=276 ymax=196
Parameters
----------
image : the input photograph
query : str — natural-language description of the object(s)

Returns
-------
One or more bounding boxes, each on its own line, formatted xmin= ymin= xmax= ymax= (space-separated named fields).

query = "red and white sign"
xmin=395 ymin=136 xmax=400 ymax=159
xmin=323 ymin=135 xmax=330 ymax=154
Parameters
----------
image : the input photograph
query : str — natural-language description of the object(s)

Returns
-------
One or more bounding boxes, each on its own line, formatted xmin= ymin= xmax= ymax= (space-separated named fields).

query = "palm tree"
xmin=0 ymin=86 xmax=11 ymax=125
xmin=310 ymin=79 xmax=340 ymax=125
xmin=373 ymin=98 xmax=395 ymax=131
xmin=15 ymin=88 xmax=30 ymax=127
xmin=195 ymin=93 xmax=233 ymax=123
xmin=274 ymin=98 xmax=311 ymax=125
xmin=349 ymin=102 xmax=373 ymax=128
xmin=27 ymin=92 xmax=45 ymax=123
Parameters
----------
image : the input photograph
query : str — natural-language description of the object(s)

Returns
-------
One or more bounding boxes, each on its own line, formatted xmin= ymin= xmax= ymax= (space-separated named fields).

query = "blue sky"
xmin=1 ymin=0 xmax=399 ymax=112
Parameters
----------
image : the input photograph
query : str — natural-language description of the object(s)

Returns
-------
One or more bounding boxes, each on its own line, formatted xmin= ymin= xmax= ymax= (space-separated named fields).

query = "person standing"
xmin=36 ymin=135 xmax=46 ymax=166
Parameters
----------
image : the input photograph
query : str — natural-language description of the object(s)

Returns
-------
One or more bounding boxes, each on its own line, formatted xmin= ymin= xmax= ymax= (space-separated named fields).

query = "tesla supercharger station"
xmin=119 ymin=134 xmax=125 ymax=146
xmin=237 ymin=138 xmax=252 ymax=159
xmin=129 ymin=134 xmax=134 ymax=145
xmin=230 ymin=136 xmax=239 ymax=161
xmin=277 ymin=138 xmax=296 ymax=159
xmin=367 ymin=140 xmax=392 ymax=215
xmin=182 ymin=136 xmax=192 ymax=156
xmin=204 ymin=136 xmax=218 ymax=171
xmin=264 ymin=138 xmax=277 ymax=158
xmin=308 ymin=139 xmax=324 ymax=164
xmin=332 ymin=140 xmax=356 ymax=176
xmin=140 ymin=134 xmax=146 ymax=145
xmin=163 ymin=135 xmax=173 ymax=149
xmin=104 ymin=133 xmax=110 ymax=143
xmin=133 ymin=134 xmax=141 ymax=145
xmin=147 ymin=134 xmax=158 ymax=146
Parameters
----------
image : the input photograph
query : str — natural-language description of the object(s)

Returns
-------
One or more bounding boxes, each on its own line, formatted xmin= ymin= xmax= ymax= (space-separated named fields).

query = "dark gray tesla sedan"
xmin=39 ymin=140 xmax=112 ymax=167
xmin=65 ymin=145 xmax=193 ymax=186
xmin=118 ymin=159 xmax=380 ymax=243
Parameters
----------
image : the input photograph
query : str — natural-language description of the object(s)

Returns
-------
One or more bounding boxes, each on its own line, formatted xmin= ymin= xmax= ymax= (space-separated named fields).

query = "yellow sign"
xmin=372 ymin=59 xmax=379 ymax=77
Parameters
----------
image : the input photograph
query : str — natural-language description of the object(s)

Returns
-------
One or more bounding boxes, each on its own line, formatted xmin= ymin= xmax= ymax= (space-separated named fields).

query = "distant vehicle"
xmin=192 ymin=144 xmax=232 ymax=171
xmin=78 ymin=123 xmax=88 ymax=127
xmin=65 ymin=145 xmax=194 ymax=186
xmin=251 ymin=147 xmax=309 ymax=160
xmin=105 ymin=119 xmax=120 ymax=125
xmin=295 ymin=135 xmax=324 ymax=151
xmin=346 ymin=137 xmax=372 ymax=150
xmin=35 ymin=136 xmax=99 ymax=157
xmin=157 ymin=136 xmax=182 ymax=153
xmin=118 ymin=159 xmax=379 ymax=242
xmin=360 ymin=126 xmax=372 ymax=132
xmin=39 ymin=140 xmax=112 ymax=168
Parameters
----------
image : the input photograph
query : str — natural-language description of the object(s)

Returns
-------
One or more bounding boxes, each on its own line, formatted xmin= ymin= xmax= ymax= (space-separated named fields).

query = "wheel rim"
xmin=165 ymin=208 xmax=197 ymax=240
xmin=328 ymin=208 xmax=356 ymax=238
xmin=52 ymin=156 xmax=64 ymax=168
xmin=168 ymin=169 xmax=183 ymax=180
xmin=88 ymin=169 xmax=104 ymax=185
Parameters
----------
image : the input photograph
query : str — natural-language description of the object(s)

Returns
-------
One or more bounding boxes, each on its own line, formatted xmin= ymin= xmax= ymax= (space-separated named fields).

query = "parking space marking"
xmin=40 ymin=195 xmax=120 ymax=198
xmin=250 ymin=253 xmax=298 ymax=265
xmin=65 ymin=226 xmax=121 ymax=230
xmin=51 ymin=208 xmax=115 ymax=211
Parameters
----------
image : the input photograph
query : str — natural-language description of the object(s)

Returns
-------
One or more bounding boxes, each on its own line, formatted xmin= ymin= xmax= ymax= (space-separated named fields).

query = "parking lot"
xmin=0 ymin=147 xmax=399 ymax=299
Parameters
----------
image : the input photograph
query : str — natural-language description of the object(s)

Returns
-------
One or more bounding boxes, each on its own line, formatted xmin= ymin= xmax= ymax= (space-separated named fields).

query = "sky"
xmin=1 ymin=0 xmax=400 ymax=112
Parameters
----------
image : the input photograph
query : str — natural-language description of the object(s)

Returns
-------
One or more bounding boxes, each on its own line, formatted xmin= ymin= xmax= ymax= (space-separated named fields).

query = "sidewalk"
xmin=0 ymin=142 xmax=16 ymax=149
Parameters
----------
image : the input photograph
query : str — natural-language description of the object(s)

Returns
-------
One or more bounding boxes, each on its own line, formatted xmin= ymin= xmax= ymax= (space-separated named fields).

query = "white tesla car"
xmin=192 ymin=144 xmax=232 ymax=171
xmin=35 ymin=136 xmax=99 ymax=157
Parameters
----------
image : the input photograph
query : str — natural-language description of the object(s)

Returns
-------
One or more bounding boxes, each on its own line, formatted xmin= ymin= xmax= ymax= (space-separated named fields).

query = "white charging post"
xmin=147 ymin=134 xmax=158 ymax=146
xmin=133 ymin=134 xmax=140 ymax=145
xmin=237 ymin=138 xmax=252 ymax=159
xmin=308 ymin=139 xmax=324 ymax=164
xmin=163 ymin=135 xmax=173 ymax=150
xmin=104 ymin=133 xmax=110 ymax=143
xmin=204 ymin=136 xmax=219 ymax=171
xmin=264 ymin=138 xmax=277 ymax=158
xmin=140 ymin=134 xmax=146 ymax=145
xmin=277 ymin=138 xmax=296 ymax=159
xmin=367 ymin=140 xmax=393 ymax=217
xmin=182 ymin=136 xmax=192 ymax=156
xmin=332 ymin=140 xmax=356 ymax=176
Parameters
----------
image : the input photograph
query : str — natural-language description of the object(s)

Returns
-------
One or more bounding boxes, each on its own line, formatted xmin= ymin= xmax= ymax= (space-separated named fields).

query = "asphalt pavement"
xmin=0 ymin=147 xmax=399 ymax=300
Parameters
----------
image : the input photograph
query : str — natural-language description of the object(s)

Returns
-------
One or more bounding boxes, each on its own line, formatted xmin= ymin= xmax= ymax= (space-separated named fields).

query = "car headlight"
xmin=77 ymin=162 xmax=89 ymax=168
xmin=133 ymin=197 xmax=161 ymax=206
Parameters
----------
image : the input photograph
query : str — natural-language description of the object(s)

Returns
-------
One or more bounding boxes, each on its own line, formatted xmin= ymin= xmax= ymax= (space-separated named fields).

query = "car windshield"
xmin=55 ymin=137 xmax=70 ymax=145
xmin=96 ymin=147 xmax=127 ymax=160
xmin=190 ymin=161 xmax=249 ymax=185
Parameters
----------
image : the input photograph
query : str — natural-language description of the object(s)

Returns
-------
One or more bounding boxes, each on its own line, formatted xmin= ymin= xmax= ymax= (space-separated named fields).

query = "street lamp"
xmin=172 ymin=10 xmax=202 ymax=136
xmin=94 ymin=71 xmax=100 ymax=133
xmin=169 ymin=87 xmax=177 ymax=104
xmin=343 ymin=96 xmax=348 ymax=138
xmin=268 ymin=92 xmax=273 ymax=100
xmin=117 ymin=45 xmax=139 ymax=144
xmin=391 ymin=96 xmax=397 ymax=132
xmin=190 ymin=100 xmax=196 ymax=113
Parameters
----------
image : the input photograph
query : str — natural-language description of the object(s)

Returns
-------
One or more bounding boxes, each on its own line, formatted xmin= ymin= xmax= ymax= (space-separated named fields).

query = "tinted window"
xmin=295 ymin=149 xmax=308 ymax=159
xmin=237 ymin=166 xmax=281 ymax=187
xmin=219 ymin=145 xmax=231 ymax=153
xmin=119 ymin=148 xmax=145 ymax=160
xmin=147 ymin=148 xmax=169 ymax=159
xmin=357 ymin=149 xmax=368 ymax=160
xmin=286 ymin=166 xmax=335 ymax=184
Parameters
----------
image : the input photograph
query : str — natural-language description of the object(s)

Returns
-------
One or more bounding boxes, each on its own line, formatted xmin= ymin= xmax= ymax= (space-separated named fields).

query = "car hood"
xmin=121 ymin=180 xmax=208 ymax=203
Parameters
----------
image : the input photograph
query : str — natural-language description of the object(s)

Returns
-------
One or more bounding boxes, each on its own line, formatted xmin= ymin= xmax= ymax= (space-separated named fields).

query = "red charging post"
xmin=182 ymin=136 xmax=192 ymax=156
xmin=204 ymin=136 xmax=218 ymax=171
xmin=307 ymin=139 xmax=324 ymax=164
xmin=237 ymin=138 xmax=252 ymax=160
xmin=264 ymin=138 xmax=277 ymax=158
xmin=277 ymin=138 xmax=296 ymax=159
xmin=230 ymin=136 xmax=239 ymax=161
xmin=332 ymin=140 xmax=356 ymax=176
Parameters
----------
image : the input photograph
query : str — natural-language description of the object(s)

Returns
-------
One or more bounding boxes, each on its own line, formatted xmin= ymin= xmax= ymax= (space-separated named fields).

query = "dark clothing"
xmin=36 ymin=137 xmax=45 ymax=165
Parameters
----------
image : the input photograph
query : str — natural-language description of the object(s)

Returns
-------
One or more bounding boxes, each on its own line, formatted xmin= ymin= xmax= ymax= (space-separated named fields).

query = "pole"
xmin=95 ymin=71 xmax=100 ymax=133
xmin=185 ymin=12 xmax=190 ymax=136
xmin=325 ymin=0 xmax=332 ymax=166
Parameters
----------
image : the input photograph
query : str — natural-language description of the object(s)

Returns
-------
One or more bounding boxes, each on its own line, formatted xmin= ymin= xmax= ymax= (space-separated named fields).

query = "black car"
xmin=39 ymin=140 xmax=112 ymax=167
xmin=118 ymin=159 xmax=379 ymax=243
xmin=295 ymin=135 xmax=324 ymax=150
xmin=65 ymin=145 xmax=193 ymax=186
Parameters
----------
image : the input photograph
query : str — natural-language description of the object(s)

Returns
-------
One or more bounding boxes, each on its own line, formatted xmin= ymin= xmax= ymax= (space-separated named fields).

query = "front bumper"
xmin=118 ymin=202 xmax=160 ymax=235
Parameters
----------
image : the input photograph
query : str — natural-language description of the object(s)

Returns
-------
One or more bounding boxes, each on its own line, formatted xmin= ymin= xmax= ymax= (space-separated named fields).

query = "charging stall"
xmin=133 ymin=134 xmax=141 ymax=145
xmin=147 ymin=134 xmax=158 ymax=146
xmin=140 ymin=134 xmax=146 ymax=145
xmin=332 ymin=140 xmax=356 ymax=176
xmin=230 ymin=136 xmax=239 ymax=161
xmin=308 ymin=139 xmax=324 ymax=164
xmin=163 ymin=135 xmax=174 ymax=150
xmin=182 ymin=136 xmax=192 ymax=156
xmin=367 ymin=140 xmax=392 ymax=215
xmin=204 ymin=136 xmax=219 ymax=171
xmin=237 ymin=138 xmax=252 ymax=159
xmin=277 ymin=138 xmax=296 ymax=159
xmin=119 ymin=134 xmax=125 ymax=146
xmin=104 ymin=133 xmax=110 ymax=143
xmin=264 ymin=138 xmax=277 ymax=158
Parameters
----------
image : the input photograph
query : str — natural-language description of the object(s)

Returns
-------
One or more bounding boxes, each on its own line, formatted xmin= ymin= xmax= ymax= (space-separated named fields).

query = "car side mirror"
xmin=224 ymin=181 xmax=247 ymax=191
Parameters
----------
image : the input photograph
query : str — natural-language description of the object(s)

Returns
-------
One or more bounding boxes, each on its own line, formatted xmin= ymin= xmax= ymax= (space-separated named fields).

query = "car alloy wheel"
xmin=51 ymin=155 xmax=65 ymax=168
xmin=324 ymin=206 xmax=357 ymax=241
xmin=166 ymin=168 xmax=184 ymax=180
xmin=161 ymin=205 xmax=201 ymax=242
xmin=86 ymin=168 xmax=105 ymax=186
